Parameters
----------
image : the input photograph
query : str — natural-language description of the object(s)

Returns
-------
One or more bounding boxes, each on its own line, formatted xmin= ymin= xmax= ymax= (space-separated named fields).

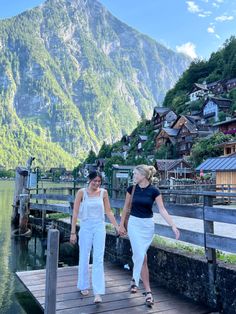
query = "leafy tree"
xmin=97 ymin=142 xmax=112 ymax=158
xmin=85 ymin=149 xmax=97 ymax=164
xmin=189 ymin=133 xmax=233 ymax=167
xmin=104 ymin=156 xmax=124 ymax=177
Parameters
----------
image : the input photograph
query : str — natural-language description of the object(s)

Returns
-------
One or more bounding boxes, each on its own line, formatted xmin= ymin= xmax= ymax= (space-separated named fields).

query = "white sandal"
xmin=80 ymin=289 xmax=89 ymax=296
xmin=94 ymin=294 xmax=102 ymax=303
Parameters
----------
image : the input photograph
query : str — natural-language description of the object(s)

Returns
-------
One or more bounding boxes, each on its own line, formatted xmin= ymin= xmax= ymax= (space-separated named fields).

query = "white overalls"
xmin=77 ymin=188 xmax=106 ymax=295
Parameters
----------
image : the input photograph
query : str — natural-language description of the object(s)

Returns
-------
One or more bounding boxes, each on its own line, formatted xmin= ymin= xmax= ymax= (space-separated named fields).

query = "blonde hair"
xmin=134 ymin=164 xmax=156 ymax=183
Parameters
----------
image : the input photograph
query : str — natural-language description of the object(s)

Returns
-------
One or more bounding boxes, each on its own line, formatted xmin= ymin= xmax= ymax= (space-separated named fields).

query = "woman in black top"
xmin=119 ymin=165 xmax=180 ymax=306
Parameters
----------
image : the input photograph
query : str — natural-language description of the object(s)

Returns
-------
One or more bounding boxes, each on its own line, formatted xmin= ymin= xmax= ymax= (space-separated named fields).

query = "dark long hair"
xmin=88 ymin=170 xmax=102 ymax=183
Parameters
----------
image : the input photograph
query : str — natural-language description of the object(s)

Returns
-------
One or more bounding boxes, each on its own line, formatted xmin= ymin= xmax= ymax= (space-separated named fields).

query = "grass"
xmin=47 ymin=213 xmax=70 ymax=219
xmin=152 ymin=235 xmax=236 ymax=264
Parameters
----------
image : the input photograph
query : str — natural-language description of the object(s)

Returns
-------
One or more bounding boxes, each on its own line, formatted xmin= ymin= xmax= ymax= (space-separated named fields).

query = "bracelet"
xmin=71 ymin=232 xmax=76 ymax=235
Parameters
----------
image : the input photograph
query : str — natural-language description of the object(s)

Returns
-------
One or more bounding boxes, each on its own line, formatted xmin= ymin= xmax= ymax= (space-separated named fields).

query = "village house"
xmin=216 ymin=140 xmax=236 ymax=156
xmin=155 ymin=128 xmax=179 ymax=149
xmin=170 ymin=115 xmax=213 ymax=156
xmin=196 ymin=157 xmax=236 ymax=186
xmin=137 ymin=134 xmax=148 ymax=152
xmin=188 ymin=78 xmax=236 ymax=103
xmin=152 ymin=107 xmax=177 ymax=129
xmin=188 ymin=82 xmax=210 ymax=102
xmin=202 ymin=96 xmax=232 ymax=122
xmin=154 ymin=158 xmax=193 ymax=181
xmin=213 ymin=117 xmax=236 ymax=135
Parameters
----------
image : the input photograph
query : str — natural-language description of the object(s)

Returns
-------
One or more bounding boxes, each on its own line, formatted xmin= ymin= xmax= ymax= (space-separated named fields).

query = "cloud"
xmin=176 ymin=42 xmax=197 ymax=59
xmin=198 ymin=10 xmax=212 ymax=17
xmin=212 ymin=3 xmax=220 ymax=8
xmin=207 ymin=26 xmax=215 ymax=33
xmin=215 ymin=15 xmax=234 ymax=22
xmin=216 ymin=0 xmax=224 ymax=3
xmin=186 ymin=1 xmax=201 ymax=13
xmin=215 ymin=34 xmax=221 ymax=39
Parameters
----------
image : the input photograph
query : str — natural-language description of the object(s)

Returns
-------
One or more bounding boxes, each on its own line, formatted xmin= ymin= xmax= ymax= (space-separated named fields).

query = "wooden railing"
xmin=30 ymin=187 xmax=236 ymax=314
xmin=29 ymin=187 xmax=236 ymax=258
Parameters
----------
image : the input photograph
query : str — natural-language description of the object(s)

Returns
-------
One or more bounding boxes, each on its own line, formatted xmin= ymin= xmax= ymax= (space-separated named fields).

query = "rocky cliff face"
xmin=0 ymin=0 xmax=191 ymax=168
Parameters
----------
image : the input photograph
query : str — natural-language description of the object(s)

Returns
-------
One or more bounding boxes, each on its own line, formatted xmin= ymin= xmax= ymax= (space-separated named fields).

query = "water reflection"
xmin=0 ymin=181 xmax=45 ymax=314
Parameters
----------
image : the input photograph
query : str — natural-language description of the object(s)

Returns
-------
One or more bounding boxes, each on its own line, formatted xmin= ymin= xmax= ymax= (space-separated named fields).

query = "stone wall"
xmin=31 ymin=218 xmax=236 ymax=313
xmin=105 ymin=232 xmax=236 ymax=314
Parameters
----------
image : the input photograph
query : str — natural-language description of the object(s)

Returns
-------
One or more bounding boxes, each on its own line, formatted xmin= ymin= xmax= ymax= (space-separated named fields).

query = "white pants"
xmin=77 ymin=219 xmax=106 ymax=295
xmin=128 ymin=215 xmax=154 ymax=286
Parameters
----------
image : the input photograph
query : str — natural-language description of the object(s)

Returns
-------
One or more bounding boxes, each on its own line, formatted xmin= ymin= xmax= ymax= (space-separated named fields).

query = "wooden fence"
xmin=28 ymin=186 xmax=236 ymax=313
xmin=29 ymin=186 xmax=236 ymax=258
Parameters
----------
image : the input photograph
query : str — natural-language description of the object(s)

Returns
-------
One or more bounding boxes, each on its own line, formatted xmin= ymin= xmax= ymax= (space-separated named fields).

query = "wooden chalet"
xmin=172 ymin=115 xmax=213 ymax=156
xmin=188 ymin=83 xmax=209 ymax=102
xmin=196 ymin=157 xmax=236 ymax=185
xmin=207 ymin=78 xmax=236 ymax=95
xmin=216 ymin=140 xmax=236 ymax=156
xmin=154 ymin=158 xmax=193 ymax=180
xmin=155 ymin=128 xmax=179 ymax=149
xmin=189 ymin=78 xmax=236 ymax=103
xmin=214 ymin=117 xmax=236 ymax=135
xmin=202 ymin=97 xmax=232 ymax=122
xmin=152 ymin=107 xmax=177 ymax=129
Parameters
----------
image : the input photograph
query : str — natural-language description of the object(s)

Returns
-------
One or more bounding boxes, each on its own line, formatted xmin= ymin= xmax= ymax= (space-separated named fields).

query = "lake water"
xmin=0 ymin=180 xmax=45 ymax=314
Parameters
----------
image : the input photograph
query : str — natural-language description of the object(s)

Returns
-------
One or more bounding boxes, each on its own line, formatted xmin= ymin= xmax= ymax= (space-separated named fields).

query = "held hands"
xmin=172 ymin=225 xmax=180 ymax=240
xmin=119 ymin=224 xmax=127 ymax=237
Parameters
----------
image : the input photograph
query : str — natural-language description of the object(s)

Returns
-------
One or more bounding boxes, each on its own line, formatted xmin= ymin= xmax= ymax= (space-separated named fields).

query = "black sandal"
xmin=143 ymin=291 xmax=154 ymax=307
xmin=130 ymin=279 xmax=138 ymax=293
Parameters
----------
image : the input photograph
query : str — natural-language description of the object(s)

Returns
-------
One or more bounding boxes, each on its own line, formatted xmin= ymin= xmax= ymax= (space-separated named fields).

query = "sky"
xmin=0 ymin=0 xmax=235 ymax=60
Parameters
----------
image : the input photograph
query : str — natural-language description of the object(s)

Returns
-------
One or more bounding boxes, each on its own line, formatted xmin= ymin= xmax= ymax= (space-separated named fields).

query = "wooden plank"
xmin=161 ymin=189 xmax=236 ymax=198
xmin=30 ymin=203 xmax=72 ymax=214
xmin=55 ymin=297 xmax=176 ymax=314
xmin=23 ymin=277 xmax=131 ymax=293
xmin=154 ymin=224 xmax=204 ymax=246
xmin=110 ymin=199 xmax=124 ymax=208
xmin=154 ymin=204 xmax=203 ymax=219
xmin=206 ymin=233 xmax=236 ymax=253
xmin=110 ymin=200 xmax=204 ymax=220
xmin=205 ymin=206 xmax=236 ymax=224
xmin=30 ymin=194 xmax=74 ymax=202
xmin=45 ymin=229 xmax=59 ymax=314
xmin=17 ymin=271 xmax=132 ymax=287
xmin=16 ymin=265 xmax=211 ymax=314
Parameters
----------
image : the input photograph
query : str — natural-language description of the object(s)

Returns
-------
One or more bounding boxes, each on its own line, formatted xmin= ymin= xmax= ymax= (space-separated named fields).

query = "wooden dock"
xmin=16 ymin=263 xmax=214 ymax=314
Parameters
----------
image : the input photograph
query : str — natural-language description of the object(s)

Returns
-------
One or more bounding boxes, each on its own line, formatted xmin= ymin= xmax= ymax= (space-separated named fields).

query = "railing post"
xmin=68 ymin=188 xmax=74 ymax=224
xmin=203 ymin=195 xmax=217 ymax=308
xmin=42 ymin=188 xmax=47 ymax=233
xmin=114 ymin=208 xmax=120 ymax=223
xmin=45 ymin=229 xmax=59 ymax=314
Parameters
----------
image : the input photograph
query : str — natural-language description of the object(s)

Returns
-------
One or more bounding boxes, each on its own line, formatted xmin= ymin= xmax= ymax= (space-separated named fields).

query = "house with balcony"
xmin=152 ymin=107 xmax=177 ymax=129
xmin=155 ymin=128 xmax=179 ymax=149
xmin=154 ymin=158 xmax=193 ymax=180
xmin=202 ymin=97 xmax=232 ymax=122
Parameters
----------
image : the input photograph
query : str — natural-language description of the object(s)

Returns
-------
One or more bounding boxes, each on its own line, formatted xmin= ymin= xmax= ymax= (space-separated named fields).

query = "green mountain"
xmin=0 ymin=0 xmax=190 ymax=169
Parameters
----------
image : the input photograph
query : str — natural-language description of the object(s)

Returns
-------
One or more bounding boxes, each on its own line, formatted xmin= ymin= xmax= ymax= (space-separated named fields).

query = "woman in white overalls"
xmin=70 ymin=171 xmax=119 ymax=304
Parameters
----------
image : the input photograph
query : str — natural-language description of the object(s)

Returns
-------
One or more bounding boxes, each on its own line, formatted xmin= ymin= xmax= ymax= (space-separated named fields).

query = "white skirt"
xmin=128 ymin=215 xmax=155 ymax=286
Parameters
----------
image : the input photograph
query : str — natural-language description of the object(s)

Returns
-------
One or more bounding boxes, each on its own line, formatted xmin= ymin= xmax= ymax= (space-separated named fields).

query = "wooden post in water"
xmin=12 ymin=157 xmax=35 ymax=234
xmin=45 ymin=229 xmax=59 ymax=314
xmin=19 ymin=191 xmax=30 ymax=234
xmin=12 ymin=167 xmax=29 ymax=226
